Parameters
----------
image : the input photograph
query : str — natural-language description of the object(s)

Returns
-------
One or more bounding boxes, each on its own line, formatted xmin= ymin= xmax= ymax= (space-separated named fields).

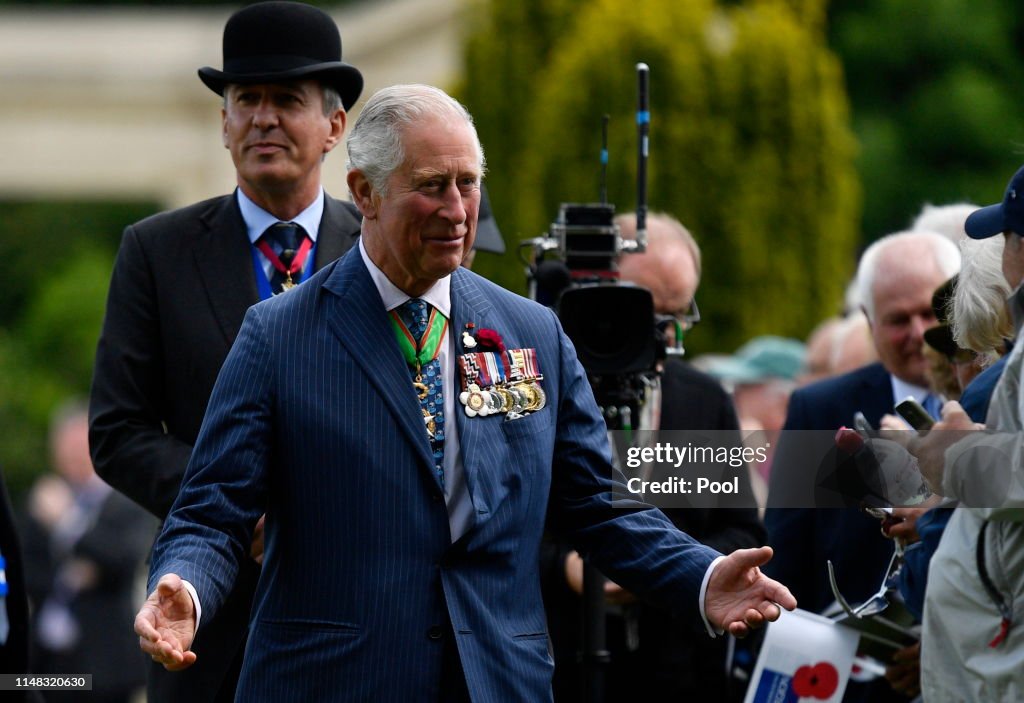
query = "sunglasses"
xmin=828 ymin=543 xmax=903 ymax=621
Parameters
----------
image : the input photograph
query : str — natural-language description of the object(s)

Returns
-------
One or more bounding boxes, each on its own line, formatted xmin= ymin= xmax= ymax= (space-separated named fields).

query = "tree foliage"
xmin=462 ymin=0 xmax=859 ymax=352
xmin=828 ymin=0 xmax=1024 ymax=239
xmin=0 ymin=201 xmax=153 ymax=495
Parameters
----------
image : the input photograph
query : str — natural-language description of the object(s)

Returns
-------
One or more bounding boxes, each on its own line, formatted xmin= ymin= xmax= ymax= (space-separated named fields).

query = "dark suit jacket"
xmin=151 ymin=250 xmax=720 ymax=702
xmin=88 ymin=191 xmax=361 ymax=701
xmin=764 ymin=362 xmax=909 ymax=702
xmin=547 ymin=360 xmax=765 ymax=702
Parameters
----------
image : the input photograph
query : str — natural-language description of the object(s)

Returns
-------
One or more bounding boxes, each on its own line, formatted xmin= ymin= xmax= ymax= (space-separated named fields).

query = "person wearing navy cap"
xmin=88 ymin=3 xmax=364 ymax=701
xmin=907 ymin=164 xmax=1024 ymax=702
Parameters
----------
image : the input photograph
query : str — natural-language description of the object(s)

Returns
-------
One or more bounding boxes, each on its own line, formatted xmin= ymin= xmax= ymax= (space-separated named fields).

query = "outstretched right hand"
xmin=135 ymin=573 xmax=198 ymax=671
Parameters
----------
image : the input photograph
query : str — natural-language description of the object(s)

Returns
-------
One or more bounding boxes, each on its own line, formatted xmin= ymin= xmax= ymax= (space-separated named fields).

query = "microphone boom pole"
xmin=634 ymin=62 xmax=649 ymax=252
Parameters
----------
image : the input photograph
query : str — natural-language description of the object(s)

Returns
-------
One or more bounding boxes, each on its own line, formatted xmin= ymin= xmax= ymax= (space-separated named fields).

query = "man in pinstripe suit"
xmin=134 ymin=84 xmax=795 ymax=702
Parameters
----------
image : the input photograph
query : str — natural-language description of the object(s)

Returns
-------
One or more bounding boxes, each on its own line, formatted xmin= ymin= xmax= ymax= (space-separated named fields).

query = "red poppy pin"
xmin=462 ymin=323 xmax=505 ymax=353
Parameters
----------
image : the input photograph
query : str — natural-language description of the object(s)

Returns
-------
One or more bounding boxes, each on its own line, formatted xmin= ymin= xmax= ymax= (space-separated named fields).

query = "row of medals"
xmin=461 ymin=378 xmax=546 ymax=419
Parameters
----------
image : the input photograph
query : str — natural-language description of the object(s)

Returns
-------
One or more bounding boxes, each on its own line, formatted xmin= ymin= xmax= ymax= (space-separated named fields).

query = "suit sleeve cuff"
xmin=700 ymin=555 xmax=727 ymax=638
xmin=181 ymin=579 xmax=202 ymax=639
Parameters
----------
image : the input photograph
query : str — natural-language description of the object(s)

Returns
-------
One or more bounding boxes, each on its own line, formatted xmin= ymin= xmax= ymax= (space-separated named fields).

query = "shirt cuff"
xmin=180 ymin=579 xmax=202 ymax=638
xmin=699 ymin=555 xmax=727 ymax=638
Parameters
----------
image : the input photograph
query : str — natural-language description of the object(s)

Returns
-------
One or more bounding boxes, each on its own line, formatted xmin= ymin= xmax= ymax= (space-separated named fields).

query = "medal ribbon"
xmin=483 ymin=352 xmax=507 ymax=385
xmin=523 ymin=348 xmax=541 ymax=379
xmin=390 ymin=305 xmax=448 ymax=368
xmin=477 ymin=354 xmax=493 ymax=388
xmin=508 ymin=348 xmax=541 ymax=380
xmin=458 ymin=354 xmax=480 ymax=391
xmin=255 ymin=236 xmax=314 ymax=278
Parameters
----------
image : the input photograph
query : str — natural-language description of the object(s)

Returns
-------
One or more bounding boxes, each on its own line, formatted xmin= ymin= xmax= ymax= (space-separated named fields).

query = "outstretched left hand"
xmin=705 ymin=546 xmax=797 ymax=638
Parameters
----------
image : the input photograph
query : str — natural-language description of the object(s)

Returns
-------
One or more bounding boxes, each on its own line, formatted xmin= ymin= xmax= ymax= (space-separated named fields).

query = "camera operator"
xmin=543 ymin=212 xmax=764 ymax=702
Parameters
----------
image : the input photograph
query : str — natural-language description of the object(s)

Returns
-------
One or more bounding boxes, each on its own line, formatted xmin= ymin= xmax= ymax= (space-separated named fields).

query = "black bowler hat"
xmin=198 ymin=1 xmax=363 ymax=110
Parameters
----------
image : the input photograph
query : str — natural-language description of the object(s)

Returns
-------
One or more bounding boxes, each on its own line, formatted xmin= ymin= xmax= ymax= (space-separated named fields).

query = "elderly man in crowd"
xmin=134 ymin=84 xmax=795 ymax=702
xmin=766 ymin=229 xmax=959 ymax=701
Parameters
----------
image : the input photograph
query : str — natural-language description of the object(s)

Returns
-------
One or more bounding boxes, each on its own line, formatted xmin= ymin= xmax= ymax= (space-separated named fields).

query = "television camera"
xmin=520 ymin=64 xmax=702 ymax=703
xmin=520 ymin=64 xmax=697 ymax=431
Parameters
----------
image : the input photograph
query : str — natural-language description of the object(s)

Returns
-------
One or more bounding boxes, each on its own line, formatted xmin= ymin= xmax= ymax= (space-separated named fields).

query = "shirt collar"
xmin=890 ymin=374 xmax=932 ymax=407
xmin=236 ymin=187 xmax=324 ymax=244
xmin=358 ymin=237 xmax=451 ymax=318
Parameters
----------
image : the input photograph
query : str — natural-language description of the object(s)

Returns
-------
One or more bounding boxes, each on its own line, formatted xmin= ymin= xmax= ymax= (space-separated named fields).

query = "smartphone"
xmin=895 ymin=396 xmax=935 ymax=431
xmin=853 ymin=411 xmax=873 ymax=435
xmin=862 ymin=505 xmax=893 ymax=519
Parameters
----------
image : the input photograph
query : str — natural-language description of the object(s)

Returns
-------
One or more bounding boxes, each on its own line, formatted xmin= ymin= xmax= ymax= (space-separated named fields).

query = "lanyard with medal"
xmin=256 ymin=236 xmax=314 ymax=291
xmin=389 ymin=305 xmax=448 ymax=437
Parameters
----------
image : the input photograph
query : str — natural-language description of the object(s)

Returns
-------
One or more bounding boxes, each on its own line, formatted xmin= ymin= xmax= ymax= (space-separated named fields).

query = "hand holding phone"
xmin=895 ymin=397 xmax=935 ymax=431
xmin=853 ymin=411 xmax=873 ymax=435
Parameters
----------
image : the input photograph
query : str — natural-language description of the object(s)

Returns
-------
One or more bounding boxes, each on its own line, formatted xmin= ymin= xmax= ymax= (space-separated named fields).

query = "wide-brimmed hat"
xmin=706 ymin=335 xmax=806 ymax=385
xmin=965 ymin=164 xmax=1024 ymax=239
xmin=198 ymin=1 xmax=363 ymax=110
xmin=923 ymin=276 xmax=959 ymax=357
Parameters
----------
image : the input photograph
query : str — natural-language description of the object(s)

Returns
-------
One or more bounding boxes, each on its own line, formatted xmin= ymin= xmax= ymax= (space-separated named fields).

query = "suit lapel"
xmin=449 ymin=268 xmax=494 ymax=498
xmin=193 ymin=195 xmax=260 ymax=346
xmin=314 ymin=195 xmax=361 ymax=271
xmin=861 ymin=363 xmax=896 ymax=426
xmin=322 ymin=250 xmax=436 ymax=475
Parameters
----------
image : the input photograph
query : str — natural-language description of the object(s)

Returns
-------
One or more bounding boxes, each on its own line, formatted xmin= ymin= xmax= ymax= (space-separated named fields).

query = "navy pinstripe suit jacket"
xmin=150 ymin=248 xmax=718 ymax=702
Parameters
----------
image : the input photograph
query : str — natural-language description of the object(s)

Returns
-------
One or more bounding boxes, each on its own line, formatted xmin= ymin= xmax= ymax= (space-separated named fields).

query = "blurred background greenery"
xmin=3 ymin=0 xmax=1024 ymax=495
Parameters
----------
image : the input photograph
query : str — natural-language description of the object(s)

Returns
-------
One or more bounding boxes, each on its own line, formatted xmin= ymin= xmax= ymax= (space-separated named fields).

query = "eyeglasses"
xmin=656 ymin=299 xmax=701 ymax=348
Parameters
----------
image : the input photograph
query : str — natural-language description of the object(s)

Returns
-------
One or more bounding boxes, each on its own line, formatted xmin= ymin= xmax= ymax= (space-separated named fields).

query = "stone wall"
xmin=0 ymin=0 xmax=463 ymax=208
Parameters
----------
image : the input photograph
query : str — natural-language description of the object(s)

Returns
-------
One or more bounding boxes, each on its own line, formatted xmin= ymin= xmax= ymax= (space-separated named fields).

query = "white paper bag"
xmin=743 ymin=608 xmax=859 ymax=703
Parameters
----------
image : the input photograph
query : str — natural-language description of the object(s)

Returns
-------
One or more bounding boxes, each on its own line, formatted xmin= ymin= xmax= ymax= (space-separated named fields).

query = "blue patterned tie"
xmin=397 ymin=298 xmax=446 ymax=488
xmin=922 ymin=394 xmax=943 ymax=420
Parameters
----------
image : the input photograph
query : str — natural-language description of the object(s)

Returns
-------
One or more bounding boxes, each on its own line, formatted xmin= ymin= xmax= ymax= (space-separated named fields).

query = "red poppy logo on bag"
xmin=791 ymin=662 xmax=839 ymax=699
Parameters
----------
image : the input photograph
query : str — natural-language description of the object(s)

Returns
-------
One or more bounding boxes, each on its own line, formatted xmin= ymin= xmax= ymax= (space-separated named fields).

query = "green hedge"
xmin=0 ymin=200 xmax=155 ymax=495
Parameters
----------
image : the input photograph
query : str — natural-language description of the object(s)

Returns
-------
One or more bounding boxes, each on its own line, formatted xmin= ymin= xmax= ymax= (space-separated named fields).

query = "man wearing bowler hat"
xmin=88 ymin=2 xmax=364 ymax=701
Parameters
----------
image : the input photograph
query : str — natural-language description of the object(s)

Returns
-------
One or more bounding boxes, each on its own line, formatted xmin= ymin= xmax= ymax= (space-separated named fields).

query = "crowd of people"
xmin=1 ymin=2 xmax=1022 ymax=702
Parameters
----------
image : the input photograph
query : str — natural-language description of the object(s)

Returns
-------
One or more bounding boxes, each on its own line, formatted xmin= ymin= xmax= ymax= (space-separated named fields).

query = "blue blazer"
xmin=766 ymin=363 xmax=919 ymax=702
xmin=764 ymin=362 xmax=896 ymax=613
xmin=151 ymin=248 xmax=718 ymax=702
